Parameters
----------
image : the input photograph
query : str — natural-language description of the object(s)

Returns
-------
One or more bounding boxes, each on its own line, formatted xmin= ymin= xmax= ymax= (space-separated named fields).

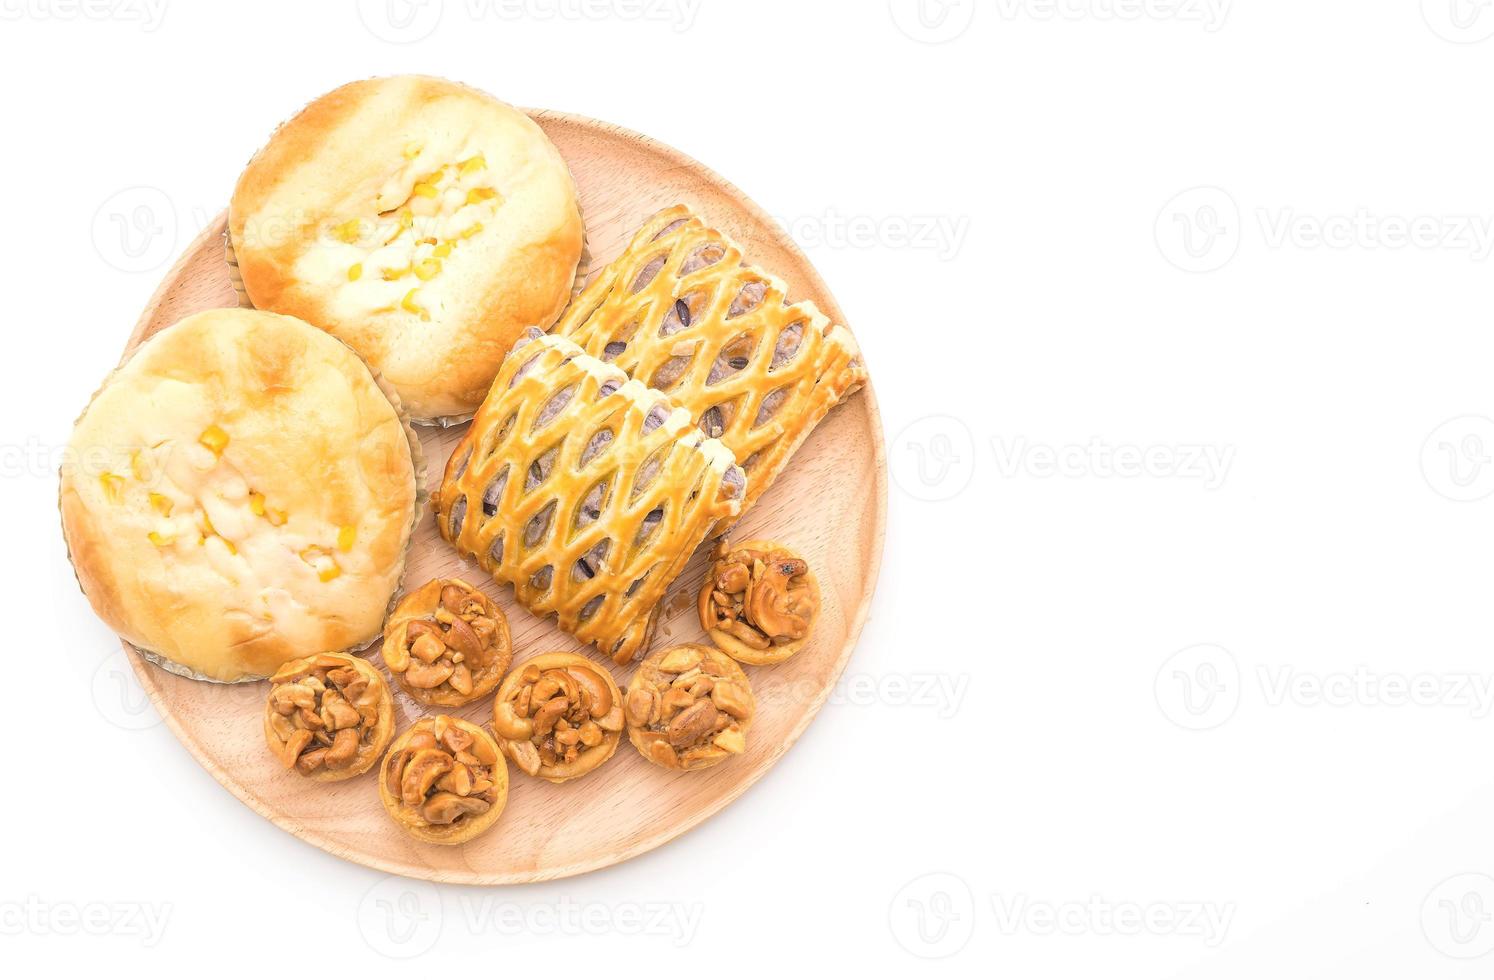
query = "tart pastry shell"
xmin=381 ymin=577 xmax=512 ymax=707
xmin=263 ymin=653 xmax=395 ymax=782
xmin=625 ymin=644 xmax=755 ymax=771
xmin=699 ymin=539 xmax=820 ymax=665
xmin=492 ymin=652 xmax=625 ymax=783
xmin=379 ymin=716 xmax=509 ymax=846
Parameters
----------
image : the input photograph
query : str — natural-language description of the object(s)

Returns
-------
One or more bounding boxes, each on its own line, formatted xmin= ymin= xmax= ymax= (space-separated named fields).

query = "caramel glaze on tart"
xmin=625 ymin=645 xmax=755 ymax=771
xmin=698 ymin=539 xmax=820 ymax=665
xmin=379 ymin=715 xmax=508 ymax=845
xmin=382 ymin=578 xmax=512 ymax=706
xmin=492 ymin=652 xmax=625 ymax=783
xmin=264 ymin=653 xmax=395 ymax=781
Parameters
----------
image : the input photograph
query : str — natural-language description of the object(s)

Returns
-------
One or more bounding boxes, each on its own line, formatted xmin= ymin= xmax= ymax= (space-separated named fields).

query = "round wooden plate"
xmin=118 ymin=110 xmax=886 ymax=884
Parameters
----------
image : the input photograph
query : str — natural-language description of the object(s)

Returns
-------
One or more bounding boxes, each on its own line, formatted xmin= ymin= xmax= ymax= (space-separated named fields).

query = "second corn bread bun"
xmin=230 ymin=75 xmax=584 ymax=422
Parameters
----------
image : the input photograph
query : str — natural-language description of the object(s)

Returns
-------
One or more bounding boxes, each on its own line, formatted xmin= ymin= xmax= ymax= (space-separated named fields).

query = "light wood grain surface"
xmin=117 ymin=110 xmax=886 ymax=884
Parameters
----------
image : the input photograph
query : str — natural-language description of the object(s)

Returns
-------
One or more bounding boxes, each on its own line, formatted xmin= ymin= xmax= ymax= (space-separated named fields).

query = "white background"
xmin=8 ymin=0 xmax=1494 ymax=975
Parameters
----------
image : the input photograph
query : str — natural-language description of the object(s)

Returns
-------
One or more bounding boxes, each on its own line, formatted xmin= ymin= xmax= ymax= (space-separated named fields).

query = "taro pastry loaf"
xmin=551 ymin=205 xmax=864 ymax=514
xmin=436 ymin=330 xmax=745 ymax=664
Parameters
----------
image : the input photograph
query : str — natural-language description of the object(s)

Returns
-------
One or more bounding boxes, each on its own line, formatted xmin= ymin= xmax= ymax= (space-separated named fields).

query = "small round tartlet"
xmin=229 ymin=74 xmax=585 ymax=423
xmin=492 ymin=653 xmax=624 ymax=783
xmin=264 ymin=653 xmax=394 ymax=781
xmin=698 ymin=540 xmax=820 ymax=665
xmin=382 ymin=578 xmax=511 ymax=706
xmin=59 ymin=308 xmax=420 ymax=682
xmin=379 ymin=715 xmax=508 ymax=845
xmin=625 ymin=645 xmax=755 ymax=771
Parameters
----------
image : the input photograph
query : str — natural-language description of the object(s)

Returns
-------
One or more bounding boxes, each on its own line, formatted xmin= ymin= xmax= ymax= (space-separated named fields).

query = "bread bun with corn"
xmin=59 ymin=308 xmax=421 ymax=682
xmin=229 ymin=75 xmax=585 ymax=423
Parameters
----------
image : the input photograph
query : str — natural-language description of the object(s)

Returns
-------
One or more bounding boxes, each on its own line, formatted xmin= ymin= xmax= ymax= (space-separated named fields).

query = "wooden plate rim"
xmin=116 ymin=108 xmax=888 ymax=884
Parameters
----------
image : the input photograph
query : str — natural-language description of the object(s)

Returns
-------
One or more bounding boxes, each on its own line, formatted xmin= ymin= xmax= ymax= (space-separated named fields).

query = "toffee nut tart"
xmin=263 ymin=653 xmax=395 ymax=781
xmin=229 ymin=75 xmax=585 ymax=423
xmin=379 ymin=715 xmax=509 ymax=846
xmin=60 ymin=307 xmax=420 ymax=682
xmin=493 ymin=652 xmax=625 ymax=782
xmin=381 ymin=578 xmax=512 ymax=706
xmin=698 ymin=539 xmax=820 ymax=665
xmin=625 ymin=645 xmax=755 ymax=771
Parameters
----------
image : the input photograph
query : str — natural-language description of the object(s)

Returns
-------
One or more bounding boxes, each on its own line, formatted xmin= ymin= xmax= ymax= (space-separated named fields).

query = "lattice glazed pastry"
xmin=436 ymin=330 xmax=745 ymax=663
xmin=551 ymin=205 xmax=867 ymax=514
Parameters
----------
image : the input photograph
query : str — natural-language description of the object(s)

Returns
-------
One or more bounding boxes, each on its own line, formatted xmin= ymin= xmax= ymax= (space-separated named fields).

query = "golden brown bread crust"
xmin=59 ymin=308 xmax=419 ymax=682
xmin=229 ymin=75 xmax=584 ymax=421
